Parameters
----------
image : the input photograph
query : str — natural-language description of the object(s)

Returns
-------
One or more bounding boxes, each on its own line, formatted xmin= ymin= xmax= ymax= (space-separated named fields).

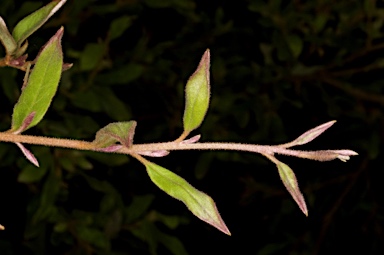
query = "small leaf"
xmin=62 ymin=62 xmax=73 ymax=71
xmin=333 ymin=149 xmax=359 ymax=162
xmin=95 ymin=145 xmax=123 ymax=152
xmin=18 ymin=163 xmax=49 ymax=183
xmin=12 ymin=0 xmax=67 ymax=48
xmin=79 ymin=43 xmax=104 ymax=71
xmin=15 ymin=142 xmax=39 ymax=167
xmin=183 ymin=49 xmax=211 ymax=133
xmin=286 ymin=34 xmax=303 ymax=58
xmin=97 ymin=63 xmax=144 ymax=85
xmin=76 ymin=227 xmax=109 ymax=249
xmin=109 ymin=16 xmax=134 ymax=41
xmin=288 ymin=149 xmax=358 ymax=162
xmin=157 ymin=230 xmax=189 ymax=255
xmin=137 ymin=150 xmax=170 ymax=157
xmin=275 ymin=159 xmax=307 ymax=216
xmin=282 ymin=120 xmax=336 ymax=148
xmin=9 ymin=54 xmax=28 ymax=68
xmin=11 ymin=27 xmax=64 ymax=132
xmin=93 ymin=121 xmax=137 ymax=148
xmin=304 ymin=149 xmax=358 ymax=162
xmin=125 ymin=195 xmax=155 ymax=223
xmin=181 ymin=134 xmax=201 ymax=144
xmin=0 ymin=16 xmax=17 ymax=55
xmin=144 ymin=160 xmax=230 ymax=235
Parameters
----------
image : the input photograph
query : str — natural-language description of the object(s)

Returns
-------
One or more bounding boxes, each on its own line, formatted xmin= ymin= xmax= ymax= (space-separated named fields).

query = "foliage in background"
xmin=0 ymin=0 xmax=382 ymax=254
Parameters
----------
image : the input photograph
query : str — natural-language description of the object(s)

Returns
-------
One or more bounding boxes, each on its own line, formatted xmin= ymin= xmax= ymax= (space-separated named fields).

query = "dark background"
xmin=0 ymin=0 xmax=382 ymax=254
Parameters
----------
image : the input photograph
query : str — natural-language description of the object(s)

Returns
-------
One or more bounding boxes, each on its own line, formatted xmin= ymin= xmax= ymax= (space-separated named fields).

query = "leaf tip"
xmin=183 ymin=49 xmax=211 ymax=132
xmin=300 ymin=203 xmax=308 ymax=217
xmin=218 ymin=222 xmax=231 ymax=236
xmin=181 ymin=134 xmax=201 ymax=144
xmin=55 ymin=26 xmax=64 ymax=40
xmin=336 ymin=149 xmax=358 ymax=162
xmin=15 ymin=142 xmax=39 ymax=167
xmin=200 ymin=48 xmax=210 ymax=83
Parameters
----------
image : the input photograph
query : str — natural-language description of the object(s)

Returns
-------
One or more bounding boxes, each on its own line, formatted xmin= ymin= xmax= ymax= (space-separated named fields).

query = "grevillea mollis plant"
xmin=0 ymin=0 xmax=358 ymax=234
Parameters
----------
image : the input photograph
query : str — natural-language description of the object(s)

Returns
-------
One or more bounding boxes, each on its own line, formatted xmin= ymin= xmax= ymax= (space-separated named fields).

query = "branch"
xmin=0 ymin=132 xmax=357 ymax=162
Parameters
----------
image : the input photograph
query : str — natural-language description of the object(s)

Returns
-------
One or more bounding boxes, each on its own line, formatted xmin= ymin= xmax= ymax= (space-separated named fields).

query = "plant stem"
xmin=0 ymin=132 xmax=355 ymax=161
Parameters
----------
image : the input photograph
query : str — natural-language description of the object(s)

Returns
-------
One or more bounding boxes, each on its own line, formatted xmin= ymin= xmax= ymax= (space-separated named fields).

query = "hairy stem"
xmin=0 ymin=132 xmax=355 ymax=161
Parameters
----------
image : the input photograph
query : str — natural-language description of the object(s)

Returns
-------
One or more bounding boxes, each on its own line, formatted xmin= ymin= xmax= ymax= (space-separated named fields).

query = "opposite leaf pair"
xmin=85 ymin=50 xmax=356 ymax=234
xmin=0 ymin=0 xmax=357 ymax=235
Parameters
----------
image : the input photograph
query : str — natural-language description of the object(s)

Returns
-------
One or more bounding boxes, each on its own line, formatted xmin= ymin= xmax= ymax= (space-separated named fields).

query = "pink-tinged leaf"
xmin=283 ymin=120 xmax=336 ymax=148
xmin=181 ymin=134 xmax=201 ymax=144
xmin=15 ymin=142 xmax=39 ymax=167
xmin=144 ymin=160 xmax=231 ymax=235
xmin=62 ymin=63 xmax=73 ymax=71
xmin=137 ymin=150 xmax=170 ymax=157
xmin=93 ymin=121 xmax=137 ymax=148
xmin=12 ymin=0 xmax=67 ymax=48
xmin=332 ymin=149 xmax=359 ymax=162
xmin=9 ymin=54 xmax=28 ymax=68
xmin=95 ymin=145 xmax=123 ymax=152
xmin=183 ymin=49 xmax=211 ymax=133
xmin=11 ymin=27 xmax=64 ymax=132
xmin=275 ymin=159 xmax=307 ymax=216
xmin=0 ymin=16 xmax=17 ymax=55
xmin=295 ymin=149 xmax=358 ymax=162
xmin=13 ymin=112 xmax=35 ymax=134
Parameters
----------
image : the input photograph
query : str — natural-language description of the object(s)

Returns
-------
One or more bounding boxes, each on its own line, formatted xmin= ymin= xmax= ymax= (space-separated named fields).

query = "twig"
xmin=0 ymin=132 xmax=355 ymax=162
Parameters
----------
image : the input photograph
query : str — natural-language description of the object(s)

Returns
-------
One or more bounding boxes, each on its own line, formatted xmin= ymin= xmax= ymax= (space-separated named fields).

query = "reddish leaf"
xmin=15 ymin=142 xmax=39 ymax=167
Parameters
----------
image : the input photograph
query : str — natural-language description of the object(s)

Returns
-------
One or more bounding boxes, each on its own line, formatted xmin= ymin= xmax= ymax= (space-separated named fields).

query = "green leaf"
xmin=33 ymin=167 xmax=60 ymax=222
xmin=131 ymin=220 xmax=188 ymax=255
xmin=130 ymin=221 xmax=158 ymax=255
xmin=93 ymin=121 xmax=137 ymax=148
xmin=71 ymin=89 xmax=102 ymax=112
xmin=144 ymin=160 xmax=230 ymax=235
xmin=11 ymin=27 xmax=64 ymax=132
xmin=0 ymin=16 xmax=17 ymax=55
xmin=12 ymin=0 xmax=67 ymax=48
xmin=79 ymin=43 xmax=104 ymax=71
xmin=76 ymin=226 xmax=110 ymax=250
xmin=125 ymin=195 xmax=154 ymax=223
xmin=109 ymin=15 xmax=134 ymax=41
xmin=157 ymin=230 xmax=189 ymax=255
xmin=286 ymin=34 xmax=303 ymax=59
xmin=97 ymin=63 xmax=144 ymax=85
xmin=98 ymin=87 xmax=131 ymax=121
xmin=275 ymin=159 xmax=308 ymax=216
xmin=183 ymin=49 xmax=211 ymax=132
xmin=71 ymin=86 xmax=131 ymax=120
xmin=18 ymin=163 xmax=48 ymax=183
